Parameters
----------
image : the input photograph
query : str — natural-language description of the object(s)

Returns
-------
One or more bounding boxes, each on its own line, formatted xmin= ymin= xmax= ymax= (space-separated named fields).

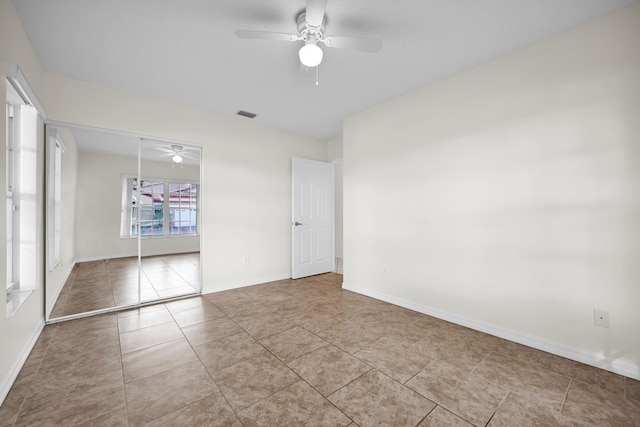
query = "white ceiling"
xmin=14 ymin=0 xmax=638 ymax=140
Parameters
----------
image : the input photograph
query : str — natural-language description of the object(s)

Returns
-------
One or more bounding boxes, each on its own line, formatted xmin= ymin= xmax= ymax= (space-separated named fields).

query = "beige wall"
xmin=327 ymin=136 xmax=343 ymax=258
xmin=0 ymin=0 xmax=47 ymax=403
xmin=74 ymin=151 xmax=200 ymax=260
xmin=343 ymin=4 xmax=640 ymax=379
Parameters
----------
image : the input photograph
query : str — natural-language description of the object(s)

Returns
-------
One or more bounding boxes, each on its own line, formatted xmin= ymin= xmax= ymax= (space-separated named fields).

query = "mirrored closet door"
xmin=45 ymin=124 xmax=201 ymax=321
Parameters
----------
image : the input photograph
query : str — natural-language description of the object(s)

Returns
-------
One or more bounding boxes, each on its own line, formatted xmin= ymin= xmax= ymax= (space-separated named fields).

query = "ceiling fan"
xmin=235 ymin=0 xmax=383 ymax=68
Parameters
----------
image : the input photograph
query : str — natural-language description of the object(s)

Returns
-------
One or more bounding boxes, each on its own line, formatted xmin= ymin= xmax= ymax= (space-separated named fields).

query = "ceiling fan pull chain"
xmin=316 ymin=65 xmax=319 ymax=86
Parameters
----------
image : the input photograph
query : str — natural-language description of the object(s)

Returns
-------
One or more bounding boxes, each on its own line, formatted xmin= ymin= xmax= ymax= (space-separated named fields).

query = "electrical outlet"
xmin=242 ymin=256 xmax=250 ymax=265
xmin=383 ymin=266 xmax=387 ymax=276
xmin=593 ymin=309 xmax=609 ymax=328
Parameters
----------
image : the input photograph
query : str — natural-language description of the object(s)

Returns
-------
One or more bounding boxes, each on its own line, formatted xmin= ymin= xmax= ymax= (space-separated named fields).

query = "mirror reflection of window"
xmin=121 ymin=177 xmax=199 ymax=238
xmin=47 ymin=129 xmax=66 ymax=270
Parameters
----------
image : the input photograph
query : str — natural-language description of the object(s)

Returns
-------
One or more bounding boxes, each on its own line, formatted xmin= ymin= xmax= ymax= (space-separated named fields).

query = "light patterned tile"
xmin=237 ymin=312 xmax=297 ymax=339
xmin=260 ymin=326 xmax=328 ymax=362
xmin=125 ymin=361 xmax=218 ymax=426
xmin=288 ymin=345 xmax=371 ymax=396
xmin=561 ymin=379 xmax=640 ymax=426
xmin=406 ymin=360 xmax=509 ymax=427
xmin=329 ymin=370 xmax=435 ymax=427
xmin=193 ymin=332 xmax=266 ymax=372
xmin=418 ymin=406 xmax=474 ymax=427
xmin=354 ymin=336 xmax=431 ymax=383
xmin=119 ymin=322 xmax=183 ymax=354
xmin=145 ymin=393 xmax=238 ymax=426
xmin=238 ymin=381 xmax=351 ymax=427
xmin=212 ymin=352 xmax=299 ymax=411
xmin=122 ymin=338 xmax=199 ymax=383
xmin=181 ymin=316 xmax=242 ymax=346
xmin=488 ymin=392 xmax=577 ymax=427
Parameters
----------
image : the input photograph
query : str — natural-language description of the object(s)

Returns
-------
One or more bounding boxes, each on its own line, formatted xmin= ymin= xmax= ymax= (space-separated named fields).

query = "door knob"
xmin=294 ymin=222 xmax=303 ymax=226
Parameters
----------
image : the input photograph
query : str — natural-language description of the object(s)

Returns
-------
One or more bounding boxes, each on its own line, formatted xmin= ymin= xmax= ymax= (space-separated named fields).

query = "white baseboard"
xmin=46 ymin=261 xmax=76 ymax=319
xmin=75 ymin=249 xmax=200 ymax=264
xmin=342 ymin=281 xmax=640 ymax=381
xmin=203 ymin=273 xmax=291 ymax=294
xmin=0 ymin=318 xmax=44 ymax=406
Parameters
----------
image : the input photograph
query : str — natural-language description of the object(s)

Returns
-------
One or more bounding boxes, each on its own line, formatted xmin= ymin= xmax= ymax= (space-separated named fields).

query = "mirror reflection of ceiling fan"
xmin=235 ymin=0 xmax=383 ymax=68
xmin=153 ymin=144 xmax=198 ymax=164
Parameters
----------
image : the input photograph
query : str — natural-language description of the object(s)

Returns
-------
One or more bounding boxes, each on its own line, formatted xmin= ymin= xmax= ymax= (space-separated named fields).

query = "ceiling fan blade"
xmin=235 ymin=29 xmax=299 ymax=42
xmin=305 ymin=0 xmax=327 ymax=28
xmin=323 ymin=35 xmax=383 ymax=53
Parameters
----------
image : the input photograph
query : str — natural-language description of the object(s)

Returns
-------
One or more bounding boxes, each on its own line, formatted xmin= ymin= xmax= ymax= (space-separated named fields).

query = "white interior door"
xmin=292 ymin=157 xmax=334 ymax=279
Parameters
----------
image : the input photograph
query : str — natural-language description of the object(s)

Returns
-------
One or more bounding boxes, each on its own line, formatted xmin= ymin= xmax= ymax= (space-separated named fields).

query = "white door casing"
xmin=292 ymin=157 xmax=334 ymax=279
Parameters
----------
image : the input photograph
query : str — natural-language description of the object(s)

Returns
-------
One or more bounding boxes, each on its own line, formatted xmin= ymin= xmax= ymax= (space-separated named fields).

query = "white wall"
xmin=343 ymin=4 xmax=640 ymax=379
xmin=327 ymin=136 xmax=343 ymax=259
xmin=0 ymin=0 xmax=47 ymax=404
xmin=74 ymin=151 xmax=200 ymax=260
xmin=45 ymin=127 xmax=78 ymax=314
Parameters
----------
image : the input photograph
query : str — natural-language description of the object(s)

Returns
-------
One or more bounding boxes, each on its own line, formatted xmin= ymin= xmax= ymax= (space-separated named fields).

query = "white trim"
xmin=0 ymin=318 xmax=44 ymax=406
xmin=46 ymin=292 xmax=199 ymax=324
xmin=45 ymin=261 xmax=76 ymax=320
xmin=75 ymin=248 xmax=200 ymax=264
xmin=121 ymin=173 xmax=200 ymax=185
xmin=45 ymin=120 xmax=202 ymax=152
xmin=5 ymin=63 xmax=46 ymax=119
xmin=202 ymin=273 xmax=291 ymax=295
xmin=342 ymin=281 xmax=640 ymax=381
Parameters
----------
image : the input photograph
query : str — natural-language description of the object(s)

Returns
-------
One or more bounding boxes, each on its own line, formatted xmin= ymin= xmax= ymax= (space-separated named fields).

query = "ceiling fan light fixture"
xmin=172 ymin=153 xmax=183 ymax=163
xmin=299 ymin=41 xmax=323 ymax=67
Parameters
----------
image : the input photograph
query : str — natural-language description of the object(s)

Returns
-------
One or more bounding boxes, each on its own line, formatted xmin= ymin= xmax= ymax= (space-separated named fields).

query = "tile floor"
xmin=3 ymin=273 xmax=639 ymax=426
xmin=50 ymin=253 xmax=200 ymax=318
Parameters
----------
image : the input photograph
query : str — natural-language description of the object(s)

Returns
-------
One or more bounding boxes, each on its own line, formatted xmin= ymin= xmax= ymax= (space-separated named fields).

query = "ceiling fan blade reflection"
xmin=152 ymin=147 xmax=176 ymax=154
xmin=323 ymin=35 xmax=383 ymax=53
xmin=235 ymin=29 xmax=299 ymax=42
xmin=305 ymin=0 xmax=327 ymax=27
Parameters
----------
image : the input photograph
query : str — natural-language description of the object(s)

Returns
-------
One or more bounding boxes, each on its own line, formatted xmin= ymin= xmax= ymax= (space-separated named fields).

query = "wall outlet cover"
xmin=593 ymin=309 xmax=610 ymax=328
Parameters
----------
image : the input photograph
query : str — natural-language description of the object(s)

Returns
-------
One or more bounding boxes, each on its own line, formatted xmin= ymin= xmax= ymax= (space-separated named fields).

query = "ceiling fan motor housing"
xmin=296 ymin=11 xmax=326 ymax=41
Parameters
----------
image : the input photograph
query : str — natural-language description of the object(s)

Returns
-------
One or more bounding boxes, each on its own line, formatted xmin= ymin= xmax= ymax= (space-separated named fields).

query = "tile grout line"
xmin=257 ymin=300 xmax=376 ymax=424
xmin=247 ymin=282 xmax=367 ymax=421
xmin=116 ymin=313 xmax=132 ymax=426
xmin=9 ymin=324 xmax=58 ymax=426
xmin=469 ymin=351 xmax=493 ymax=376
xmin=559 ymin=378 xmax=572 ymax=414
xmin=164 ymin=303 xmax=243 ymax=424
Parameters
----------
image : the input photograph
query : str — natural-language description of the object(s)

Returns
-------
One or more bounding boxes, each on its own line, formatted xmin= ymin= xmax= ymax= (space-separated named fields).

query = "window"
xmin=6 ymin=66 xmax=44 ymax=316
xmin=47 ymin=128 xmax=65 ymax=270
xmin=121 ymin=177 xmax=198 ymax=238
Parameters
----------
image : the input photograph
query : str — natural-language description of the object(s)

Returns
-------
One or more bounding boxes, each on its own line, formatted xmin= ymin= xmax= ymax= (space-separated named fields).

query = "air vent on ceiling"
xmin=237 ymin=110 xmax=257 ymax=119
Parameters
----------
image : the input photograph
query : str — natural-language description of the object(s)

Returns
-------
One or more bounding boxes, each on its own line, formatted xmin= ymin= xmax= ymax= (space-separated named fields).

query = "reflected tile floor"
xmin=3 ymin=273 xmax=639 ymax=426
xmin=49 ymin=253 xmax=200 ymax=318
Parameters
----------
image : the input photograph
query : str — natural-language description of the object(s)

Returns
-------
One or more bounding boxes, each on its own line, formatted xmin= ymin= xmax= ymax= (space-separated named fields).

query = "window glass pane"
xmin=140 ymin=181 xmax=164 ymax=236
xmin=169 ymin=182 xmax=197 ymax=235
xmin=124 ymin=178 xmax=197 ymax=237
xmin=130 ymin=206 xmax=139 ymax=236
